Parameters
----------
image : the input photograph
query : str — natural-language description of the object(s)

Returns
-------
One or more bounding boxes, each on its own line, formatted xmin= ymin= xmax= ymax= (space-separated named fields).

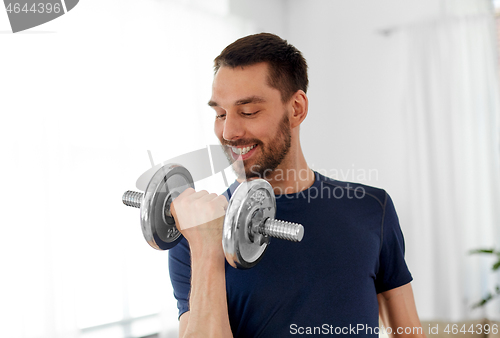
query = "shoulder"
xmin=315 ymin=171 xmax=388 ymax=209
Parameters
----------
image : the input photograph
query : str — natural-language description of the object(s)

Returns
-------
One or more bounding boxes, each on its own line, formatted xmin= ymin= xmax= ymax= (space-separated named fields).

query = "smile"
xmin=230 ymin=144 xmax=257 ymax=155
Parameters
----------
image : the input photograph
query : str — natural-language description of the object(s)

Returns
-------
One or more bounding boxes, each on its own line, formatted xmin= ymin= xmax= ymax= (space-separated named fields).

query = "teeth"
xmin=231 ymin=144 xmax=256 ymax=155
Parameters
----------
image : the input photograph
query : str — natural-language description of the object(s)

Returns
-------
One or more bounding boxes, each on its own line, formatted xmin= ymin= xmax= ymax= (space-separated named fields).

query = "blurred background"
xmin=1 ymin=0 xmax=499 ymax=337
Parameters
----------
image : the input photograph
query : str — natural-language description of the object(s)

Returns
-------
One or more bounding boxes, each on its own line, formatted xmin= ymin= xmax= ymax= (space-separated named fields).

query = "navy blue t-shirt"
xmin=168 ymin=172 xmax=412 ymax=337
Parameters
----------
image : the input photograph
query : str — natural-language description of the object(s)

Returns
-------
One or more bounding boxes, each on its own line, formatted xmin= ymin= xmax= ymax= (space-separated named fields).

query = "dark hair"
xmin=214 ymin=33 xmax=308 ymax=103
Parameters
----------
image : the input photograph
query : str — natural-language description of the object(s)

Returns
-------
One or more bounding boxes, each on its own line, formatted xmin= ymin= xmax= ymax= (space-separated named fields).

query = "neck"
xmin=268 ymin=142 xmax=314 ymax=195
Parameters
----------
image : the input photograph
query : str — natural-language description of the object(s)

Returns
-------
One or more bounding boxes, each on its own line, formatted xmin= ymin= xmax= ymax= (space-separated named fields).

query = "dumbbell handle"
xmin=122 ymin=190 xmax=304 ymax=242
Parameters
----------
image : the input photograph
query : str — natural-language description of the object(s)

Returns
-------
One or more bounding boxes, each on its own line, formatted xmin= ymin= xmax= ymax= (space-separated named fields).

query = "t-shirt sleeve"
xmin=168 ymin=237 xmax=191 ymax=319
xmin=375 ymin=193 xmax=413 ymax=293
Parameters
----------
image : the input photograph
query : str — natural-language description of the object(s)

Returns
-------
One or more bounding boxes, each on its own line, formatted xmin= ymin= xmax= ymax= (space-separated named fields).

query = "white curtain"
xmin=0 ymin=1 xmax=253 ymax=337
xmin=398 ymin=0 xmax=500 ymax=322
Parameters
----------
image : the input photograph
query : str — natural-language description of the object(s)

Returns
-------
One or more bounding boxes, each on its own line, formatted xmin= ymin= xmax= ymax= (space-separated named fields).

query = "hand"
xmin=170 ymin=188 xmax=228 ymax=255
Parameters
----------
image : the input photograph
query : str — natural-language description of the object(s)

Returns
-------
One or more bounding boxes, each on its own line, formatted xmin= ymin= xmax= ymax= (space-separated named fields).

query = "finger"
xmin=170 ymin=188 xmax=195 ymax=219
xmin=172 ymin=187 xmax=196 ymax=203
xmin=214 ymin=194 xmax=229 ymax=210
xmin=189 ymin=190 xmax=210 ymax=201
xmin=199 ymin=192 xmax=219 ymax=202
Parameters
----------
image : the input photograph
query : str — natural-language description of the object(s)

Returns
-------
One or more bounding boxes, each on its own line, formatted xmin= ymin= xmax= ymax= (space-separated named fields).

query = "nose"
xmin=222 ymin=113 xmax=244 ymax=141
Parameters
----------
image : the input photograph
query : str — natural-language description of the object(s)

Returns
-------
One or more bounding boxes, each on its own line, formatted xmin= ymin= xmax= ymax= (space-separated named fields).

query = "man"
xmin=169 ymin=33 xmax=425 ymax=337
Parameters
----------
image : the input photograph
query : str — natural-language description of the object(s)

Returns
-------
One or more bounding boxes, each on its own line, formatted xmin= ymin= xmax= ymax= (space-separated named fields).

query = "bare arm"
xmin=179 ymin=312 xmax=189 ymax=337
xmin=172 ymin=189 xmax=233 ymax=338
xmin=378 ymin=283 xmax=426 ymax=338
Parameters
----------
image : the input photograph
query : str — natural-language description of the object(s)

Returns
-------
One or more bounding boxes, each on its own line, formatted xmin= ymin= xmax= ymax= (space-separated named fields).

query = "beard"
xmin=221 ymin=111 xmax=292 ymax=180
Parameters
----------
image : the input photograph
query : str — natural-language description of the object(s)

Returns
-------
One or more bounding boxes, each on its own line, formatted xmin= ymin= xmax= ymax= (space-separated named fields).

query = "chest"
xmin=224 ymin=197 xmax=383 ymax=329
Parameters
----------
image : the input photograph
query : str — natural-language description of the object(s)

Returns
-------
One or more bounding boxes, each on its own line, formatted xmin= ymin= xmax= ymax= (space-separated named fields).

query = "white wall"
xmin=229 ymin=0 xmax=287 ymax=37
xmin=287 ymin=0 xmax=440 ymax=194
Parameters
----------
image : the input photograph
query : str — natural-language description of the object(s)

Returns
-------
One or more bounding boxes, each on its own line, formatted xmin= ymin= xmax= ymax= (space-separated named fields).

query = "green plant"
xmin=469 ymin=248 xmax=500 ymax=308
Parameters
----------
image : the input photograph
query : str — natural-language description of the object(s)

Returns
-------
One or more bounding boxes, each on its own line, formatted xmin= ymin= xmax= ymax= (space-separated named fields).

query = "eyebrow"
xmin=208 ymin=95 xmax=266 ymax=108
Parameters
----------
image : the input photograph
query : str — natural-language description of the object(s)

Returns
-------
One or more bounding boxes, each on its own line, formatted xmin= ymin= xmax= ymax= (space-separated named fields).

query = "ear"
xmin=289 ymin=90 xmax=308 ymax=129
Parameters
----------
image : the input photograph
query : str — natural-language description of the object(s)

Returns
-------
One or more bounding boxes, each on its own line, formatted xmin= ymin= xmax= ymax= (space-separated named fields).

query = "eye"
xmin=242 ymin=110 xmax=260 ymax=117
xmin=215 ymin=114 xmax=226 ymax=120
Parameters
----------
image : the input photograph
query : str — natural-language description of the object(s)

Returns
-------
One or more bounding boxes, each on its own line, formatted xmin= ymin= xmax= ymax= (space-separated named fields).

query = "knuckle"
xmin=216 ymin=195 xmax=229 ymax=205
xmin=181 ymin=188 xmax=195 ymax=198
xmin=175 ymin=188 xmax=194 ymax=203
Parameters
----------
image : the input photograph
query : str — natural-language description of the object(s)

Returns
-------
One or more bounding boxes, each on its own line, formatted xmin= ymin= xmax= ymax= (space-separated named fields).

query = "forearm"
xmin=171 ymin=191 xmax=231 ymax=337
xmin=183 ymin=248 xmax=232 ymax=338
xmin=378 ymin=284 xmax=426 ymax=338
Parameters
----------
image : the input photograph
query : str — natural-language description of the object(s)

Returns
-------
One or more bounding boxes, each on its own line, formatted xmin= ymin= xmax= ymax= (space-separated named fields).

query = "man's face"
xmin=209 ymin=62 xmax=292 ymax=180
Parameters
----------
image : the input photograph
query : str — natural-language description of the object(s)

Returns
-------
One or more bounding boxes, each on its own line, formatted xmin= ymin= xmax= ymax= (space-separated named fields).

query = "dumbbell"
xmin=122 ymin=163 xmax=304 ymax=269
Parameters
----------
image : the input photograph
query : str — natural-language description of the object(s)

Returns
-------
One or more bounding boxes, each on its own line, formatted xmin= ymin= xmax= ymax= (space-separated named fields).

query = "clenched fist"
xmin=170 ymin=188 xmax=228 ymax=255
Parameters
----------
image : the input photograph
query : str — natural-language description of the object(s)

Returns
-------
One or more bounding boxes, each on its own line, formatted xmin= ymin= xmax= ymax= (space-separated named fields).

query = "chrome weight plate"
xmin=223 ymin=179 xmax=276 ymax=269
xmin=140 ymin=164 xmax=194 ymax=250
